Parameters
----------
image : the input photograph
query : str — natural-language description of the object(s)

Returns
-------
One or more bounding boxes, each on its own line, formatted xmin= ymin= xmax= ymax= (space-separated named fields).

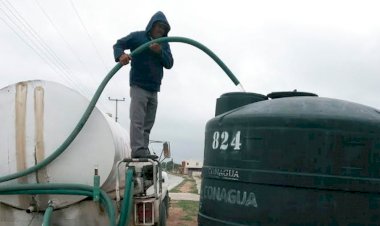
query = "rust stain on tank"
xmin=15 ymin=83 xmax=27 ymax=180
xmin=15 ymin=82 xmax=29 ymax=207
xmin=34 ymin=86 xmax=48 ymax=182
xmin=34 ymin=86 xmax=50 ymax=208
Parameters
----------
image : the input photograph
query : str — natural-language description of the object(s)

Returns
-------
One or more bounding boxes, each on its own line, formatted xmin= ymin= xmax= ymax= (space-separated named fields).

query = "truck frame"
xmin=0 ymin=154 xmax=170 ymax=226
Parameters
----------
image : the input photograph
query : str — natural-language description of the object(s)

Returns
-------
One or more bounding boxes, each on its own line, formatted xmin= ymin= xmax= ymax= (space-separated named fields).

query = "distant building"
xmin=181 ymin=160 xmax=203 ymax=176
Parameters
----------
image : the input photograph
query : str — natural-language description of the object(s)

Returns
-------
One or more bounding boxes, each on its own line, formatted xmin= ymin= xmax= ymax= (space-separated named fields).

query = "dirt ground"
xmin=167 ymin=200 xmax=197 ymax=226
xmin=167 ymin=178 xmax=198 ymax=226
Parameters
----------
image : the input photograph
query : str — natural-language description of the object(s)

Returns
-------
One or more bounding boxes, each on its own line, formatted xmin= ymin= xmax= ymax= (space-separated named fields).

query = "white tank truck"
xmin=0 ymin=80 xmax=170 ymax=226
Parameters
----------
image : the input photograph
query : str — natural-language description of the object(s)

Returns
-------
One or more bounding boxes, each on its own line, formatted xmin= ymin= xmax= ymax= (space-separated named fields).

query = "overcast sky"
xmin=0 ymin=0 xmax=379 ymax=163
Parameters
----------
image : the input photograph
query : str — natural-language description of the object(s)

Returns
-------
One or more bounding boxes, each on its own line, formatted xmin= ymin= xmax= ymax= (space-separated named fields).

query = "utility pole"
xmin=108 ymin=97 xmax=125 ymax=122
xmin=171 ymin=157 xmax=174 ymax=173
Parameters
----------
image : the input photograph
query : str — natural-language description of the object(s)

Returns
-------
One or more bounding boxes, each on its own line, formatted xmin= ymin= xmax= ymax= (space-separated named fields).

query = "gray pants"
xmin=130 ymin=85 xmax=158 ymax=154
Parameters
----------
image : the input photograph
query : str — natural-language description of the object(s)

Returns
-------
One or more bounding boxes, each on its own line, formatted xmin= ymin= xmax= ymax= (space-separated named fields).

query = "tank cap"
xmin=267 ymin=90 xmax=318 ymax=99
xmin=215 ymin=92 xmax=268 ymax=116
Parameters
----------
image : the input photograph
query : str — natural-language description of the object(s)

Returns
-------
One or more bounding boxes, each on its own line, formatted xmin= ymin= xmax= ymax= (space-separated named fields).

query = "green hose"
xmin=117 ymin=168 xmax=134 ymax=226
xmin=42 ymin=203 xmax=54 ymax=226
xmin=132 ymin=36 xmax=241 ymax=85
xmin=0 ymin=183 xmax=116 ymax=226
xmin=0 ymin=36 xmax=241 ymax=183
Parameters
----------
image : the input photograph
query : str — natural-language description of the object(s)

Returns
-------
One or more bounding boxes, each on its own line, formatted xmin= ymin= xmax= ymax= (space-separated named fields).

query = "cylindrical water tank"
xmin=199 ymin=92 xmax=380 ymax=225
xmin=0 ymin=80 xmax=130 ymax=209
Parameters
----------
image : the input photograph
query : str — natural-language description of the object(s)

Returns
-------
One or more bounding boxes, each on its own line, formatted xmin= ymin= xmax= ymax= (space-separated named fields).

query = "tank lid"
xmin=220 ymin=92 xmax=268 ymax=99
xmin=267 ymin=90 xmax=318 ymax=99
xmin=215 ymin=92 xmax=268 ymax=116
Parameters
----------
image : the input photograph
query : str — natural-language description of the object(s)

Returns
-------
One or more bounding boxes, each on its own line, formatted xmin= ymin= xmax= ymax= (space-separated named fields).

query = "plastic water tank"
xmin=199 ymin=92 xmax=380 ymax=225
xmin=0 ymin=80 xmax=130 ymax=209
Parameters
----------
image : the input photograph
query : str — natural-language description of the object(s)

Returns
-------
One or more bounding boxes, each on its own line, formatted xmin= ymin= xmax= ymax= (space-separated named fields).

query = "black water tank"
xmin=199 ymin=93 xmax=380 ymax=225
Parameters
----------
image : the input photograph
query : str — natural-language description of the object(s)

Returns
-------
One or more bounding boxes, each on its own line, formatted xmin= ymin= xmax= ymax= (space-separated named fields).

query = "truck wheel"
xmin=158 ymin=202 xmax=167 ymax=226
xmin=165 ymin=195 xmax=170 ymax=218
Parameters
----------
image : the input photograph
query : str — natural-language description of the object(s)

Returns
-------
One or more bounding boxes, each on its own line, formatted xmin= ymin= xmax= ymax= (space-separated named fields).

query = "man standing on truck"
xmin=113 ymin=11 xmax=174 ymax=159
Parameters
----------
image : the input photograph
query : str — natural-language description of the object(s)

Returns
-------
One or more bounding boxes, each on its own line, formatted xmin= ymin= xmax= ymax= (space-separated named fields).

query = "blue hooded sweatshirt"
xmin=113 ymin=11 xmax=173 ymax=92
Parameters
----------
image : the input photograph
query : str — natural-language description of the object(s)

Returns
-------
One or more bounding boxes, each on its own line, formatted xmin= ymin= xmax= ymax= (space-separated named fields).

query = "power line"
xmin=32 ymin=0 xmax=113 ymax=113
xmin=34 ymin=0 xmax=93 ymax=76
xmin=0 ymin=0 xmax=90 ymax=97
xmin=33 ymin=0 xmax=99 ymax=97
xmin=3 ymin=1 xmax=71 ymax=75
xmin=69 ymin=0 xmax=109 ymax=72
xmin=0 ymin=1 xmax=113 ymax=113
xmin=0 ymin=6 xmax=67 ymax=81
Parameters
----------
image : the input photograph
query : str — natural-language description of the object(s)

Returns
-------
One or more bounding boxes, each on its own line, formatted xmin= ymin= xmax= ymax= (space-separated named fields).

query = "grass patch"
xmin=177 ymin=200 xmax=199 ymax=221
xmin=188 ymin=178 xmax=198 ymax=194
xmin=170 ymin=179 xmax=186 ymax=193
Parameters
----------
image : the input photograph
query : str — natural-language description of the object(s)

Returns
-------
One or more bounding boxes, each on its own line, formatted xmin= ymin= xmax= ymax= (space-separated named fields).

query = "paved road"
xmin=167 ymin=174 xmax=202 ymax=201
xmin=167 ymin=173 xmax=184 ymax=190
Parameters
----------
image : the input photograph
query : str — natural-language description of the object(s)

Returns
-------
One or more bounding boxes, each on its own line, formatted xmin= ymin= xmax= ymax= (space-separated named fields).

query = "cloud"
xmin=1 ymin=0 xmax=380 ymax=163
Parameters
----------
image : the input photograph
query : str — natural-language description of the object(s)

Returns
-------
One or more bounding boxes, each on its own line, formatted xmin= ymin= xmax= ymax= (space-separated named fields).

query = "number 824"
xmin=211 ymin=131 xmax=242 ymax=151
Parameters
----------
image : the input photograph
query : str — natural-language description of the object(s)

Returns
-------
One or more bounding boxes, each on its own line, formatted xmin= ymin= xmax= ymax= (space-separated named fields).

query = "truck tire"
xmin=165 ymin=194 xmax=170 ymax=218
xmin=158 ymin=202 xmax=167 ymax=226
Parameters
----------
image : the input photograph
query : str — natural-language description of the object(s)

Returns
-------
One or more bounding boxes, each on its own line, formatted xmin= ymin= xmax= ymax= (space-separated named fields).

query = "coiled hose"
xmin=0 ymin=183 xmax=116 ymax=226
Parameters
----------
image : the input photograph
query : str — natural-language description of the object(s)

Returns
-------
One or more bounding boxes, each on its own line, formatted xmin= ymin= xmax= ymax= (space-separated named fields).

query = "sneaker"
xmin=131 ymin=149 xmax=158 ymax=160
xmin=145 ymin=154 xmax=158 ymax=160
xmin=131 ymin=154 xmax=158 ymax=160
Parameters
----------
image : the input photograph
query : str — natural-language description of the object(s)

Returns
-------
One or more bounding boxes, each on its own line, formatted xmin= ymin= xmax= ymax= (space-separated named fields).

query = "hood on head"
xmin=145 ymin=11 xmax=171 ymax=37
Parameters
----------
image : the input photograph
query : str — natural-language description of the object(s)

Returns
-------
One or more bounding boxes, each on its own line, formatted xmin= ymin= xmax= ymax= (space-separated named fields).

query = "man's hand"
xmin=119 ymin=54 xmax=131 ymax=65
xmin=149 ymin=43 xmax=161 ymax=54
